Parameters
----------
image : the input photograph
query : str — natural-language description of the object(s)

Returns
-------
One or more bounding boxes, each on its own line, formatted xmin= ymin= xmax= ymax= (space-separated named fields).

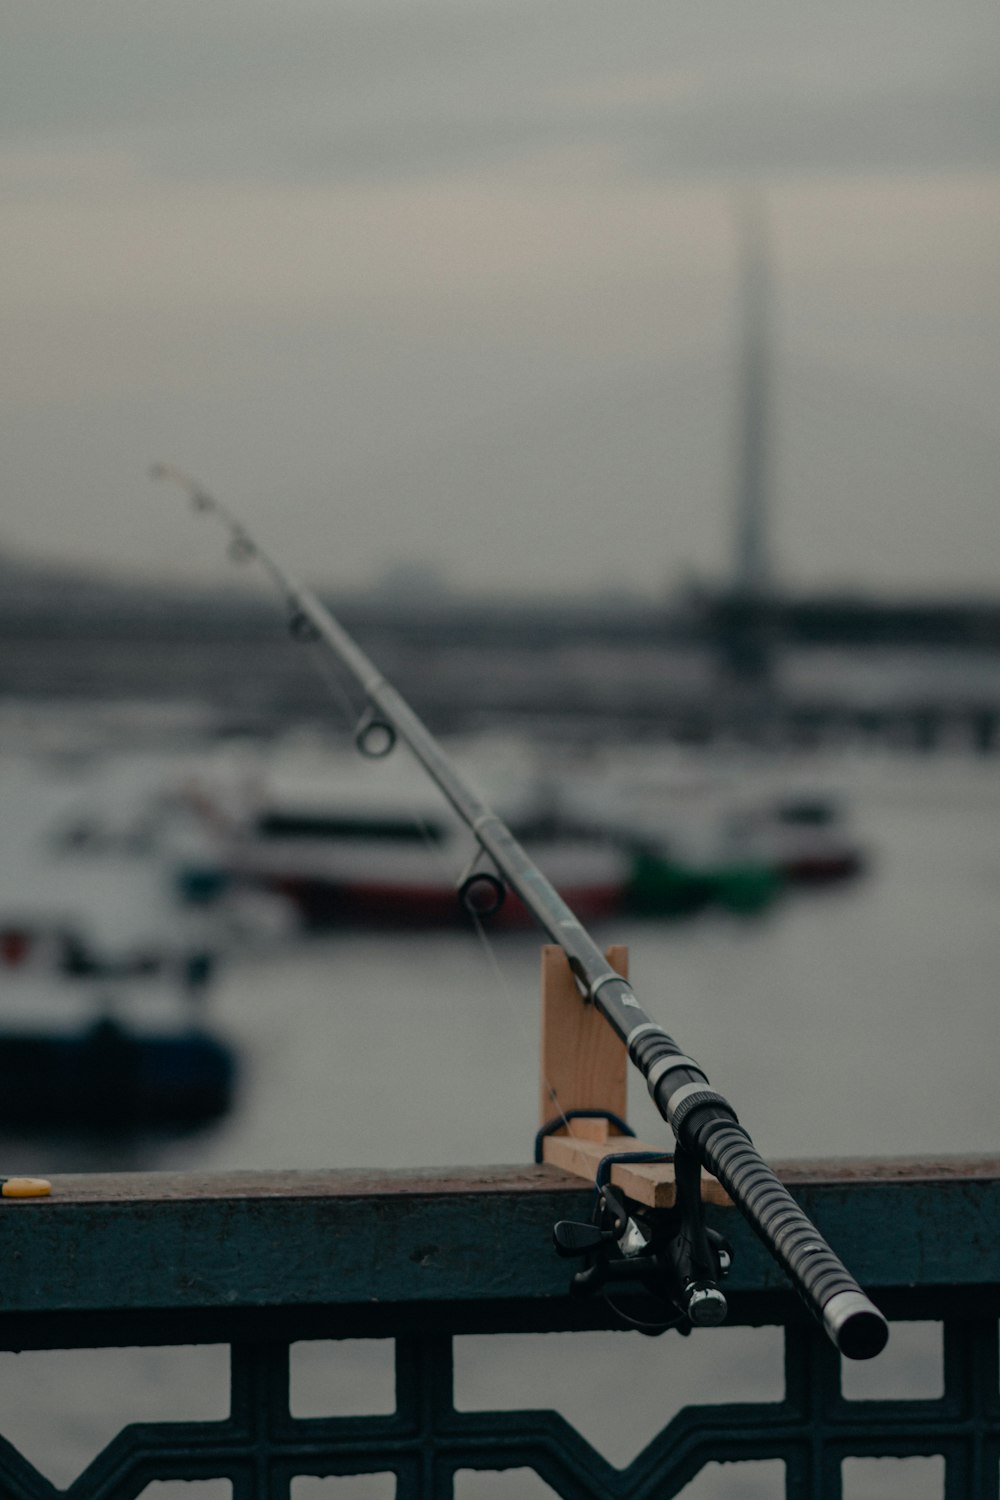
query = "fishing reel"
xmin=552 ymin=1140 xmax=732 ymax=1336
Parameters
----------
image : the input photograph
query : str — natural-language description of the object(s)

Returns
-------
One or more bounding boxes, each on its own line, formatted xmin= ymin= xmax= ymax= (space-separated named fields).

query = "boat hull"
xmin=178 ymin=835 xmax=630 ymax=929
xmin=271 ymin=872 xmax=625 ymax=929
xmin=0 ymin=1023 xmax=237 ymax=1132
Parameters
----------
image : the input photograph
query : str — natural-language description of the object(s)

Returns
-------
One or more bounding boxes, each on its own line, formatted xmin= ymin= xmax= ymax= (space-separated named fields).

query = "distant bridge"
xmin=1 ymin=584 xmax=999 ymax=751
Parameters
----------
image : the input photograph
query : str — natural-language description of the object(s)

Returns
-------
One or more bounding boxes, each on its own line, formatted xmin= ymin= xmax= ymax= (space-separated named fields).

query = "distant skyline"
xmin=1 ymin=2 xmax=998 ymax=599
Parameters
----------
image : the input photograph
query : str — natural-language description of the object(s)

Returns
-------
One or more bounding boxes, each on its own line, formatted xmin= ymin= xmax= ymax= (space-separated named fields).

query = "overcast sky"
xmin=1 ymin=1 xmax=998 ymax=599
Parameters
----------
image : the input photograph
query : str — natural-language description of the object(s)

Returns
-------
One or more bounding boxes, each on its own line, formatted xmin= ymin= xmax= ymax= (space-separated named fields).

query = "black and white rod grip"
xmin=629 ymin=1024 xmax=888 ymax=1360
xmin=696 ymin=1115 xmax=885 ymax=1358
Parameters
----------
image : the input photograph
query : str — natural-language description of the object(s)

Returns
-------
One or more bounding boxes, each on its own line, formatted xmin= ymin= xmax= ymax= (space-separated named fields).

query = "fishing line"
xmin=300 ymin=637 xmax=365 ymax=733
xmin=372 ymin=747 xmax=576 ymax=1144
xmin=376 ymin=732 xmax=575 ymax=1140
xmin=271 ymin=583 xmax=545 ymax=1133
xmin=390 ymin=740 xmax=570 ymax=1127
xmin=466 ymin=906 xmax=575 ymax=1142
xmin=380 ymin=735 xmax=579 ymax=1147
xmin=157 ymin=460 xmax=576 ymax=1151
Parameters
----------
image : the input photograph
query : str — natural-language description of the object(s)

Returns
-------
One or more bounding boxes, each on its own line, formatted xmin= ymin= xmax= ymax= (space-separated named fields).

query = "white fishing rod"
xmin=152 ymin=463 xmax=888 ymax=1360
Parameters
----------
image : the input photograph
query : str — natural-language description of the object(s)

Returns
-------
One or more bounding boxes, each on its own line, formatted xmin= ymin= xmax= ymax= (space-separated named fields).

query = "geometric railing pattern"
xmin=0 ymin=1159 xmax=996 ymax=1498
xmin=0 ymin=1318 xmax=997 ymax=1497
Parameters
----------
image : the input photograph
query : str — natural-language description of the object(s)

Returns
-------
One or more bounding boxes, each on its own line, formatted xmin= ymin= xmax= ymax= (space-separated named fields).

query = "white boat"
xmin=744 ymin=794 xmax=867 ymax=884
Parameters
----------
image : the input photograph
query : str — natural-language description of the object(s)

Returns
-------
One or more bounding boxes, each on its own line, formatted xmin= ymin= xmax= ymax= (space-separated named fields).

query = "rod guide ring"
xmin=355 ymin=709 xmax=397 ymax=759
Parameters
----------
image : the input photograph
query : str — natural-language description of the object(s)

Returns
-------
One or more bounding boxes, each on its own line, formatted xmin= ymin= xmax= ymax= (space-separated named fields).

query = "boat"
xmin=0 ymin=916 xmax=236 ymax=1132
xmin=0 ymin=1006 xmax=237 ymax=1133
xmin=170 ymin=749 xmax=788 ymax=929
xmin=738 ymin=794 xmax=867 ymax=885
xmin=626 ymin=840 xmax=783 ymax=917
xmin=0 ymin=913 xmax=218 ymax=991
xmin=174 ymin=774 xmax=633 ymax=929
xmin=555 ymin=767 xmax=785 ymax=919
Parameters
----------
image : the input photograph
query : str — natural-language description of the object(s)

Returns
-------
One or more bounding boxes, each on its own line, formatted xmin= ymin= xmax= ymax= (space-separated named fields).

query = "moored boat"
xmin=0 ymin=1009 xmax=237 ymax=1132
xmin=175 ymin=779 xmax=632 ymax=929
xmin=174 ymin=766 xmax=784 ymax=928
xmin=0 ymin=918 xmax=237 ymax=1133
xmin=0 ymin=913 xmax=218 ymax=989
xmin=627 ymin=844 xmax=783 ymax=917
xmin=740 ymin=794 xmax=867 ymax=885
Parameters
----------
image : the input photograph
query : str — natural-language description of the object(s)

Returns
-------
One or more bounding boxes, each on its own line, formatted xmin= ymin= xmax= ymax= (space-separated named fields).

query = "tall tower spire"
xmin=734 ymin=193 xmax=770 ymax=600
xmin=720 ymin=192 xmax=775 ymax=687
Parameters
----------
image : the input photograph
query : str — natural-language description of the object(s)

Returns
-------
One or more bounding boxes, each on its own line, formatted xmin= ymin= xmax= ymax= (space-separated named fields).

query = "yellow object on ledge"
xmin=1 ymin=1177 xmax=51 ymax=1198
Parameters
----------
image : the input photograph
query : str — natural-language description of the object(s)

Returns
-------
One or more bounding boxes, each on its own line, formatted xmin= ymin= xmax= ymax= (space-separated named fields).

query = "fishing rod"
xmin=152 ymin=463 xmax=889 ymax=1361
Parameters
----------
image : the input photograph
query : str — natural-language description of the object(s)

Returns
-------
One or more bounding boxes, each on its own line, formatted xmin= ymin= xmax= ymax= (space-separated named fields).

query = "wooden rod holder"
xmin=538 ymin=944 xmax=729 ymax=1209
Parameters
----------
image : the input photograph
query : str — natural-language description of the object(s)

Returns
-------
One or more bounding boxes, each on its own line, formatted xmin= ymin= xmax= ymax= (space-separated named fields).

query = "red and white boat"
xmin=750 ymin=795 xmax=867 ymax=885
xmin=175 ymin=767 xmax=631 ymax=929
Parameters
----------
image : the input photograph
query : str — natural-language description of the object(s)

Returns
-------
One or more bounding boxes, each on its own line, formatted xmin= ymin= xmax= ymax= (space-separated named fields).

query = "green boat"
xmin=626 ymin=844 xmax=783 ymax=918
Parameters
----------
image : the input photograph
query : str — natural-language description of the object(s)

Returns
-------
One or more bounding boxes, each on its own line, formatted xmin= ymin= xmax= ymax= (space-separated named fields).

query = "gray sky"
xmin=1 ymin=1 xmax=998 ymax=598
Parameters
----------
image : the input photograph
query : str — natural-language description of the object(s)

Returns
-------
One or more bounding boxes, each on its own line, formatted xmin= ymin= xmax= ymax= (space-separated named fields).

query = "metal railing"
xmin=0 ymin=1157 xmax=996 ymax=1497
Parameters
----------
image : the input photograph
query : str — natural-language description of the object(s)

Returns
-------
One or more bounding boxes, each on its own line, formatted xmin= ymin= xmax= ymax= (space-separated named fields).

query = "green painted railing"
xmin=0 ymin=1157 xmax=997 ymax=1497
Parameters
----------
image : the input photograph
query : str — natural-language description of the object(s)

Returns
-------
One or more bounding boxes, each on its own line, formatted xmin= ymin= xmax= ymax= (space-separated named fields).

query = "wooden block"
xmin=542 ymin=1134 xmax=731 ymax=1210
xmin=568 ymin=1116 xmax=613 ymax=1144
xmin=537 ymin=942 xmax=729 ymax=1209
xmin=539 ymin=944 xmax=628 ymax=1128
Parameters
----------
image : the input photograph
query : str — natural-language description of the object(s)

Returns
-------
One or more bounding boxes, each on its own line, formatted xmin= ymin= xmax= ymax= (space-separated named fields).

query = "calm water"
xmin=0 ymin=724 xmax=996 ymax=1496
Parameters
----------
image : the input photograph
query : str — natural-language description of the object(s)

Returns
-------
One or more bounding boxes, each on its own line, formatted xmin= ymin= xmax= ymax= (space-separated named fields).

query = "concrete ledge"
xmin=0 ymin=1157 xmax=995 ymax=1348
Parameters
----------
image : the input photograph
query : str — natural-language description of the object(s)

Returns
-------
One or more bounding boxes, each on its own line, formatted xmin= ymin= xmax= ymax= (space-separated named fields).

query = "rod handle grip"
xmin=699 ymin=1121 xmax=888 ymax=1359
